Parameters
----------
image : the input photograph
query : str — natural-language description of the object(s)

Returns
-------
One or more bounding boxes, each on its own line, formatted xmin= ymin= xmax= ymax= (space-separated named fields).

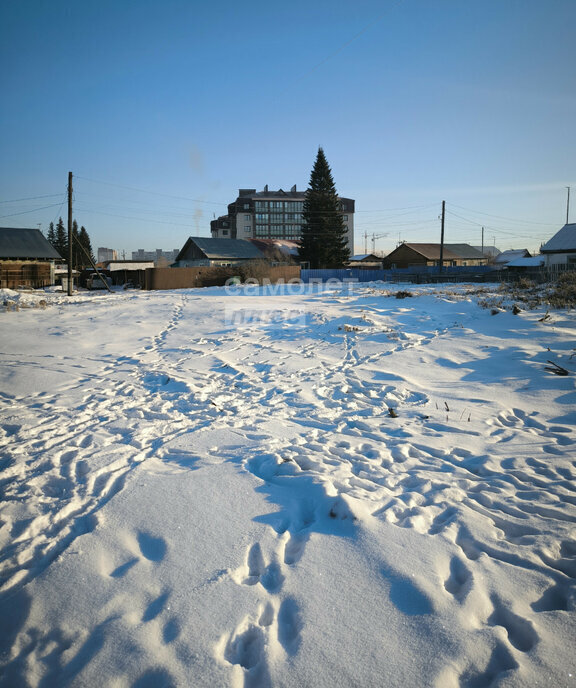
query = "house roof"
xmin=390 ymin=243 xmax=485 ymax=261
xmin=177 ymin=237 xmax=264 ymax=261
xmin=349 ymin=254 xmax=381 ymax=262
xmin=541 ymin=223 xmax=576 ymax=253
xmin=506 ymin=255 xmax=544 ymax=267
xmin=444 ymin=244 xmax=487 ymax=259
xmin=106 ymin=261 xmax=154 ymax=271
xmin=472 ymin=246 xmax=501 ymax=257
xmin=0 ymin=227 xmax=62 ymax=260
xmin=493 ymin=249 xmax=531 ymax=263
xmin=247 ymin=239 xmax=300 ymax=256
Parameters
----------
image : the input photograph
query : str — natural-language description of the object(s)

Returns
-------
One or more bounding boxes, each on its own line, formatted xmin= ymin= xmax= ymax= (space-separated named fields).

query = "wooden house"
xmin=540 ymin=224 xmax=576 ymax=267
xmin=382 ymin=243 xmax=487 ymax=269
xmin=0 ymin=227 xmax=62 ymax=288
xmin=174 ymin=237 xmax=265 ymax=267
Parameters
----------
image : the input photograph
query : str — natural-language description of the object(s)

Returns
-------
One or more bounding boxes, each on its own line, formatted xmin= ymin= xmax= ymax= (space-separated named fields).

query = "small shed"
xmin=0 ymin=227 xmax=62 ymax=288
xmin=347 ymin=254 xmax=383 ymax=268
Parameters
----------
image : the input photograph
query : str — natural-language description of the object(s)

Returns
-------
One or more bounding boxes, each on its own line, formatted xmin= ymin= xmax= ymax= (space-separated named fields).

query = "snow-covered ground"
xmin=1 ymin=282 xmax=575 ymax=688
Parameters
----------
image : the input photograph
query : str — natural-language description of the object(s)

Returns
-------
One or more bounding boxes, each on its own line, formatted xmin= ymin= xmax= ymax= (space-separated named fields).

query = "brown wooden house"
xmin=0 ymin=227 xmax=62 ymax=288
xmin=382 ymin=243 xmax=487 ymax=269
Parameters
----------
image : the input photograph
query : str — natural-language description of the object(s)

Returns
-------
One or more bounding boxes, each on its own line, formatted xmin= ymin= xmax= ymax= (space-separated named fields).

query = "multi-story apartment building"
xmin=97 ymin=247 xmax=118 ymax=262
xmin=131 ymin=248 xmax=179 ymax=263
xmin=210 ymin=185 xmax=355 ymax=253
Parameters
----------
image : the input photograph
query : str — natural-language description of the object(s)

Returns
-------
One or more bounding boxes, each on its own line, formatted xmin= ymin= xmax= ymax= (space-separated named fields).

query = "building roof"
xmin=177 ymin=237 xmax=264 ymax=261
xmin=444 ymin=244 xmax=487 ymax=259
xmin=248 ymin=239 xmax=300 ymax=256
xmin=106 ymin=261 xmax=155 ymax=271
xmin=349 ymin=254 xmax=381 ymax=262
xmin=505 ymin=255 xmax=544 ymax=268
xmin=391 ymin=243 xmax=485 ymax=261
xmin=493 ymin=249 xmax=531 ymax=263
xmin=235 ymin=186 xmax=354 ymax=204
xmin=540 ymin=223 xmax=576 ymax=253
xmin=472 ymin=246 xmax=501 ymax=257
xmin=0 ymin=227 xmax=62 ymax=260
xmin=238 ymin=185 xmax=302 ymax=199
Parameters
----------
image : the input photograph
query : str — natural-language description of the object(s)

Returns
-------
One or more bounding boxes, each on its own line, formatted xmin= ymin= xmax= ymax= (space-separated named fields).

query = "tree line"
xmin=46 ymin=218 xmax=95 ymax=270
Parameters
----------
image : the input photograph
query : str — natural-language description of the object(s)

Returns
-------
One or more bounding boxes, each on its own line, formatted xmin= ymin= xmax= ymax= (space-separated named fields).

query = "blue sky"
xmin=1 ymin=0 xmax=575 ymax=256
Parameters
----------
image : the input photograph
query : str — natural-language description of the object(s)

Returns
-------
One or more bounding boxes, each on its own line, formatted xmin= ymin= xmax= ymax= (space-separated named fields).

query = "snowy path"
xmin=0 ymin=284 xmax=575 ymax=687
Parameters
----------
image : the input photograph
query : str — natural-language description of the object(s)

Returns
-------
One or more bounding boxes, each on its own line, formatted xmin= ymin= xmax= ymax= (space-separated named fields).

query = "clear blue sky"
xmin=1 ymin=0 xmax=575 ymax=256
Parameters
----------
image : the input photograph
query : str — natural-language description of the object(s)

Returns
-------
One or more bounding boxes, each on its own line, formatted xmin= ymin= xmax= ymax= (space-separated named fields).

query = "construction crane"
xmin=370 ymin=232 xmax=389 ymax=255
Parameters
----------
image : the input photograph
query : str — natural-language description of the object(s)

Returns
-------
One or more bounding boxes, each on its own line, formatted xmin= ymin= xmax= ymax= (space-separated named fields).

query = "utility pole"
xmin=567 ymin=186 xmax=571 ymax=224
xmin=364 ymin=231 xmax=368 ymax=254
xmin=439 ymin=200 xmax=445 ymax=273
xmin=67 ymin=171 xmax=73 ymax=296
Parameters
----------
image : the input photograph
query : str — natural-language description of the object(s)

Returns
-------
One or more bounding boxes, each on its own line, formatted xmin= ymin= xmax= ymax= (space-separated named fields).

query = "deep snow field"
xmin=0 ymin=281 xmax=575 ymax=688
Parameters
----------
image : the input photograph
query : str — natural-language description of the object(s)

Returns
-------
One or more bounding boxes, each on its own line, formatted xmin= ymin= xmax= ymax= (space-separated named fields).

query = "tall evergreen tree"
xmin=298 ymin=148 xmax=350 ymax=269
xmin=54 ymin=217 xmax=68 ymax=260
xmin=78 ymin=226 xmax=94 ymax=266
xmin=46 ymin=222 xmax=56 ymax=247
xmin=71 ymin=220 xmax=82 ymax=270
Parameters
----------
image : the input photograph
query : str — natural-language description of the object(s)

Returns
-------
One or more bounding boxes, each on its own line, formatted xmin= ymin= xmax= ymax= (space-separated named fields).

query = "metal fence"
xmin=301 ymin=266 xmax=497 ymax=284
xmin=301 ymin=264 xmax=575 ymax=285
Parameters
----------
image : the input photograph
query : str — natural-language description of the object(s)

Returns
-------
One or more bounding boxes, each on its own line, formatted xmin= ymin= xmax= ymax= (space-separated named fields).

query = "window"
xmin=244 ymin=226 xmax=251 ymax=233
xmin=243 ymin=203 xmax=250 ymax=210
xmin=222 ymin=230 xmax=229 ymax=236
xmin=255 ymin=213 xmax=269 ymax=222
xmin=342 ymin=215 xmax=348 ymax=221
xmin=244 ymin=214 xmax=251 ymax=221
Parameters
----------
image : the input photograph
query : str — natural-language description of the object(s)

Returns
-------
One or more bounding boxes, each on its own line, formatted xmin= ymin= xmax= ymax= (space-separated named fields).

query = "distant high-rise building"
xmin=210 ymin=185 xmax=355 ymax=252
xmin=97 ymin=247 xmax=117 ymax=262
xmin=131 ymin=249 xmax=179 ymax=263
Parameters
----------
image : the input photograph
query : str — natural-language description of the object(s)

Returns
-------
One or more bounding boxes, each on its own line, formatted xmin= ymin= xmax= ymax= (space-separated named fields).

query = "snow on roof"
xmin=541 ymin=223 xmax=576 ymax=253
xmin=494 ymin=249 xmax=531 ymax=263
xmin=505 ymin=255 xmax=544 ymax=267
xmin=107 ymin=262 xmax=154 ymax=271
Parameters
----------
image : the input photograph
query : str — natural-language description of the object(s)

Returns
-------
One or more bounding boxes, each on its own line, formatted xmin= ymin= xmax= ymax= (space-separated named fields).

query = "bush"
xmin=195 ymin=267 xmax=237 ymax=287
xmin=548 ymin=271 xmax=576 ymax=308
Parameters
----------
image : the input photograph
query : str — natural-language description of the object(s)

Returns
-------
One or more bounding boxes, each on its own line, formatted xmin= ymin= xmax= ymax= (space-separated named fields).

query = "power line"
xmin=447 ymin=202 xmax=558 ymax=227
xmin=0 ymin=193 xmax=63 ymax=204
xmin=0 ymin=202 xmax=64 ymax=219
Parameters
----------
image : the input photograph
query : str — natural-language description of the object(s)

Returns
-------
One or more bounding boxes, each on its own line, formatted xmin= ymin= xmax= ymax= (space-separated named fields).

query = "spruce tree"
xmin=46 ymin=222 xmax=56 ymax=248
xmin=298 ymin=148 xmax=350 ymax=269
xmin=54 ymin=217 xmax=68 ymax=260
xmin=71 ymin=220 xmax=81 ymax=270
xmin=78 ymin=226 xmax=95 ymax=265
